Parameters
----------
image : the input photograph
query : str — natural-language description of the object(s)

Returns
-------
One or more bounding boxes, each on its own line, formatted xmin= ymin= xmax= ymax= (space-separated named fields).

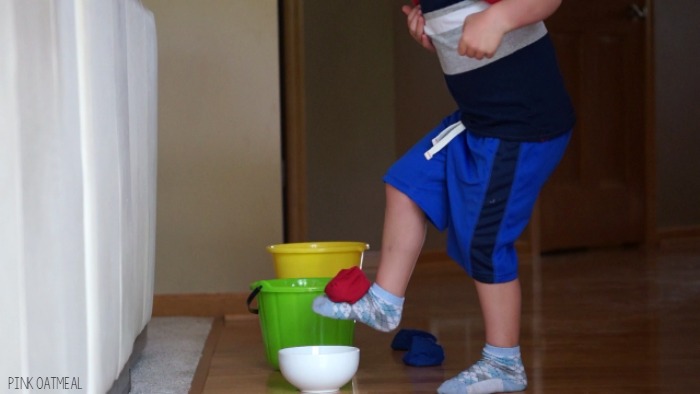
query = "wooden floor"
xmin=197 ymin=240 xmax=700 ymax=393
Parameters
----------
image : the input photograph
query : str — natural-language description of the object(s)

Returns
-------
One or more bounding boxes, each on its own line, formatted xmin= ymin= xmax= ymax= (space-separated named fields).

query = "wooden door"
xmin=539 ymin=0 xmax=651 ymax=251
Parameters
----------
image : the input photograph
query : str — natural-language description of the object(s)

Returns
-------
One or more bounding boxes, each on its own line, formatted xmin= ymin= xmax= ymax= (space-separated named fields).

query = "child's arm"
xmin=459 ymin=0 xmax=562 ymax=59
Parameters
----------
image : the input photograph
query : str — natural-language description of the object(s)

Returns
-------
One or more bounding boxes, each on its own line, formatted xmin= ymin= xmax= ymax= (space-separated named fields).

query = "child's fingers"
xmin=407 ymin=7 xmax=422 ymax=29
xmin=404 ymin=6 xmax=425 ymax=41
xmin=402 ymin=4 xmax=435 ymax=51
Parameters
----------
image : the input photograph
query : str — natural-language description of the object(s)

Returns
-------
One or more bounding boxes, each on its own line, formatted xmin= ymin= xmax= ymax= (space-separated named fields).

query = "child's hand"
xmin=458 ymin=9 xmax=506 ymax=59
xmin=459 ymin=0 xmax=562 ymax=59
xmin=401 ymin=5 xmax=435 ymax=53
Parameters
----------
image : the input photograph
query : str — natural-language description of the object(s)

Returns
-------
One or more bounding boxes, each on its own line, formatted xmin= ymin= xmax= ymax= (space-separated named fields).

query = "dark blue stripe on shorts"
xmin=470 ymin=140 xmax=520 ymax=283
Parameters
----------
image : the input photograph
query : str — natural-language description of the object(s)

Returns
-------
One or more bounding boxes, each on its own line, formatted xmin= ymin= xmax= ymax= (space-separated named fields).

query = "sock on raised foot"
xmin=312 ymin=282 xmax=404 ymax=332
xmin=437 ymin=344 xmax=527 ymax=394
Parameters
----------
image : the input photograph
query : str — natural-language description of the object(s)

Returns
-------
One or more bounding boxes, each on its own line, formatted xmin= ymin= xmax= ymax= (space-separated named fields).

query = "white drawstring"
xmin=424 ymin=121 xmax=466 ymax=160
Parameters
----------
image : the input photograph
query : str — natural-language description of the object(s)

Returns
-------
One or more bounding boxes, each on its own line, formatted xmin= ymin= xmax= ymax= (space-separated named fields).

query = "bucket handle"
xmin=246 ymin=285 xmax=262 ymax=314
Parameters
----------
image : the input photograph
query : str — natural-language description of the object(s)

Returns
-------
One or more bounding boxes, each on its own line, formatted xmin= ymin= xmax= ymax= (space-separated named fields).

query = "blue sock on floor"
xmin=437 ymin=344 xmax=527 ymax=394
xmin=312 ymin=283 xmax=404 ymax=332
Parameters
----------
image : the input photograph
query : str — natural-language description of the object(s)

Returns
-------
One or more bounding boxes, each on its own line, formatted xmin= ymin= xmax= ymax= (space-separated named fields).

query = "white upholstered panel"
xmin=0 ymin=1 xmax=157 ymax=392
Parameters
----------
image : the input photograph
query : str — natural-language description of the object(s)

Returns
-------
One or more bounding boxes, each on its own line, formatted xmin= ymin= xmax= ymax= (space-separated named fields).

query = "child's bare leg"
xmin=375 ymin=184 xmax=427 ymax=296
xmin=438 ymin=279 xmax=526 ymax=394
xmin=313 ymin=184 xmax=425 ymax=331
xmin=476 ymin=279 xmax=521 ymax=347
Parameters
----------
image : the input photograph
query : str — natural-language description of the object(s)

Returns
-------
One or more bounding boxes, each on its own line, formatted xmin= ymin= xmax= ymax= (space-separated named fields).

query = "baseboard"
xmin=153 ymin=293 xmax=250 ymax=317
xmin=417 ymin=249 xmax=451 ymax=263
xmin=657 ymin=225 xmax=700 ymax=248
xmin=657 ymin=225 xmax=700 ymax=240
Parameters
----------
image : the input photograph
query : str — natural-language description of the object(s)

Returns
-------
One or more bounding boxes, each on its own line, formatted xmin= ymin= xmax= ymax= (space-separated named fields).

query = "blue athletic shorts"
xmin=383 ymin=111 xmax=571 ymax=283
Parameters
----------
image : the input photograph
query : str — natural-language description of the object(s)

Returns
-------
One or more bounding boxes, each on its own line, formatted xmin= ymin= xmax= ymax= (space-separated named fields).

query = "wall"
xmin=654 ymin=0 xmax=700 ymax=230
xmin=142 ymin=0 xmax=282 ymax=293
xmin=303 ymin=0 xmax=396 ymax=248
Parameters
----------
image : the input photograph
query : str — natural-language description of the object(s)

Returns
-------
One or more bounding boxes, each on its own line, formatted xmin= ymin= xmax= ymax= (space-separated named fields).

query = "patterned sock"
xmin=437 ymin=344 xmax=527 ymax=394
xmin=312 ymin=283 xmax=404 ymax=332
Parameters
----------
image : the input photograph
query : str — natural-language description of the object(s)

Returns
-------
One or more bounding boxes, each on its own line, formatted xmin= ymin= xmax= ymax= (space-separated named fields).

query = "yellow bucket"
xmin=267 ymin=241 xmax=369 ymax=279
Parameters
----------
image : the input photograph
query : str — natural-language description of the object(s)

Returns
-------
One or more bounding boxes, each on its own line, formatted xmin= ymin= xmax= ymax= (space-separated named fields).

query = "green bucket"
xmin=247 ymin=277 xmax=355 ymax=370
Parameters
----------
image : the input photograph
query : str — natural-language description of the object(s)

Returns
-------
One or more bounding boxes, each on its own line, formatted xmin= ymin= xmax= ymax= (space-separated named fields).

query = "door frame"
xmin=280 ymin=0 xmax=307 ymax=242
xmin=643 ymin=0 xmax=658 ymax=246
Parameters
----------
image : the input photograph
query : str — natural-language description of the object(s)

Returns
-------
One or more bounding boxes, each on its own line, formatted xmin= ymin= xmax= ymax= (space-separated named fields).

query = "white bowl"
xmin=278 ymin=345 xmax=359 ymax=393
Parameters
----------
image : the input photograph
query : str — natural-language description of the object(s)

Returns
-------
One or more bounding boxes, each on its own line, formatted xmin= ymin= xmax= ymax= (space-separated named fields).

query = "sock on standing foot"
xmin=312 ymin=282 xmax=404 ymax=332
xmin=437 ymin=344 xmax=527 ymax=394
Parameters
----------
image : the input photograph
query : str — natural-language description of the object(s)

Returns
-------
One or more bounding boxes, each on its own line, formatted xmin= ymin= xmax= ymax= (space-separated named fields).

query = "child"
xmin=314 ymin=0 xmax=574 ymax=393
